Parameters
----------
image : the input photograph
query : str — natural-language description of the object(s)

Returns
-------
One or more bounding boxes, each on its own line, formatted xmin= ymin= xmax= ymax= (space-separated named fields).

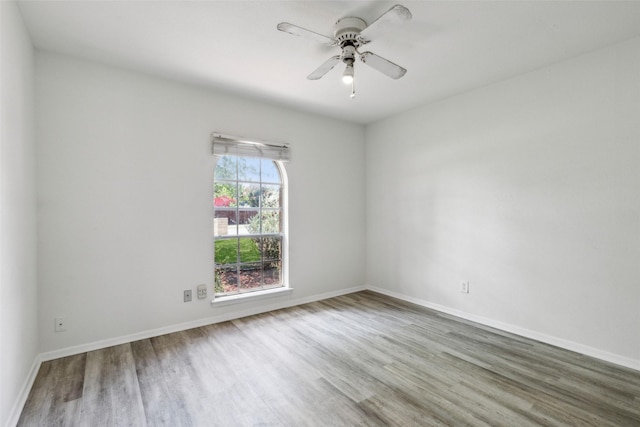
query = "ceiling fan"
xmin=277 ymin=4 xmax=412 ymax=98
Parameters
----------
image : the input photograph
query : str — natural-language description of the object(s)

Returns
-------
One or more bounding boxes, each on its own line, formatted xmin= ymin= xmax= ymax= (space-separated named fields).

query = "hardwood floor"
xmin=18 ymin=291 xmax=640 ymax=426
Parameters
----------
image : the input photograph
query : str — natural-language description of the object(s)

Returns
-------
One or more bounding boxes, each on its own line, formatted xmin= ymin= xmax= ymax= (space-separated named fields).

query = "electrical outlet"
xmin=54 ymin=317 xmax=67 ymax=332
xmin=184 ymin=289 xmax=192 ymax=302
xmin=460 ymin=281 xmax=470 ymax=294
xmin=197 ymin=284 xmax=207 ymax=299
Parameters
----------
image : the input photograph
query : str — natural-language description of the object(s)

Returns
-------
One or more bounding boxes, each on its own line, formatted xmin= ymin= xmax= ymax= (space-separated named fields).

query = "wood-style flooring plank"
xmin=130 ymin=339 xmax=192 ymax=426
xmin=82 ymin=344 xmax=146 ymax=426
xmin=17 ymin=354 xmax=86 ymax=426
xmin=18 ymin=290 xmax=640 ymax=426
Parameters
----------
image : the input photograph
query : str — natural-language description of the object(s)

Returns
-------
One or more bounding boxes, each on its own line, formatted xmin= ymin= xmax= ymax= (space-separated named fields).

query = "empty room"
xmin=1 ymin=1 xmax=639 ymax=426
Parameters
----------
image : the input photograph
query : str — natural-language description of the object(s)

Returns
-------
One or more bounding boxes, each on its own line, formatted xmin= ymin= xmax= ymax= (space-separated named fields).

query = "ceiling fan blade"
xmin=277 ymin=22 xmax=335 ymax=45
xmin=360 ymin=4 xmax=412 ymax=40
xmin=307 ymin=55 xmax=341 ymax=80
xmin=360 ymin=52 xmax=407 ymax=79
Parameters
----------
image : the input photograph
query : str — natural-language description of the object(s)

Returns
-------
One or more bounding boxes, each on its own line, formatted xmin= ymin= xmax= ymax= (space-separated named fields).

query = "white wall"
xmin=36 ymin=52 xmax=365 ymax=354
xmin=366 ymin=36 xmax=640 ymax=367
xmin=0 ymin=2 xmax=38 ymax=426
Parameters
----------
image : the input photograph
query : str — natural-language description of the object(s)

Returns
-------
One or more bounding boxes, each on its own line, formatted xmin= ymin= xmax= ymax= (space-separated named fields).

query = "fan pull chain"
xmin=349 ymin=49 xmax=362 ymax=99
xmin=350 ymin=79 xmax=356 ymax=99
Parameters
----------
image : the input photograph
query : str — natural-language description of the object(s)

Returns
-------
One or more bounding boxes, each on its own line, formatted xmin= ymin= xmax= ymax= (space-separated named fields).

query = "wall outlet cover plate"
xmin=460 ymin=281 xmax=469 ymax=293
xmin=197 ymin=284 xmax=207 ymax=299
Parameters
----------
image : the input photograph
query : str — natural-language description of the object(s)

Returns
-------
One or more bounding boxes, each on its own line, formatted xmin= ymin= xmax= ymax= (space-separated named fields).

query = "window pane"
xmin=239 ymin=263 xmax=262 ymax=290
xmin=215 ymin=265 xmax=238 ymax=294
xmin=214 ymin=183 xmax=237 ymax=208
xmin=260 ymin=236 xmax=281 ymax=261
xmin=263 ymin=261 xmax=282 ymax=286
xmin=239 ymin=210 xmax=259 ymax=235
xmin=238 ymin=157 xmax=261 ymax=182
xmin=261 ymin=159 xmax=280 ymax=183
xmin=214 ymin=211 xmax=238 ymax=237
xmin=238 ymin=237 xmax=261 ymax=263
xmin=261 ymin=184 xmax=281 ymax=208
xmin=257 ymin=211 xmax=281 ymax=234
xmin=238 ymin=183 xmax=260 ymax=208
xmin=224 ymin=210 xmax=240 ymax=236
xmin=215 ymin=239 xmax=238 ymax=264
xmin=214 ymin=156 xmax=237 ymax=180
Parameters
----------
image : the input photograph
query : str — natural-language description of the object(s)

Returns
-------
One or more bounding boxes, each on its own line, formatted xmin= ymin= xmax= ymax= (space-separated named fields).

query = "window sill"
xmin=211 ymin=287 xmax=293 ymax=307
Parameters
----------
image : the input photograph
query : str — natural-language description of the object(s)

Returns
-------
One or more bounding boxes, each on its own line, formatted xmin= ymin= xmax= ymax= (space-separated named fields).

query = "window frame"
xmin=212 ymin=155 xmax=289 ymax=302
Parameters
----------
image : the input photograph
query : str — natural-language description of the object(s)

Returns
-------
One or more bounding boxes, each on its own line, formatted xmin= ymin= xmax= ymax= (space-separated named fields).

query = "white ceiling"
xmin=17 ymin=0 xmax=640 ymax=124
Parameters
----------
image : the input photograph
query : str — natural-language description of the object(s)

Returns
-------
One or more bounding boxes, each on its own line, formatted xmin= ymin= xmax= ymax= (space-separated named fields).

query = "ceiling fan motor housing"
xmin=334 ymin=17 xmax=367 ymax=48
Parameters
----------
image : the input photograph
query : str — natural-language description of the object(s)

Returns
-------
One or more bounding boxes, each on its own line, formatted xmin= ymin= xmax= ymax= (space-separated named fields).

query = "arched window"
xmin=213 ymin=137 xmax=288 ymax=298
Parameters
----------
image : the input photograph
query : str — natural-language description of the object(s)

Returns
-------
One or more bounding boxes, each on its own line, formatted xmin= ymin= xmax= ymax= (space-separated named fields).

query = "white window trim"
xmin=212 ymin=134 xmax=290 ymax=301
xmin=211 ymin=286 xmax=294 ymax=307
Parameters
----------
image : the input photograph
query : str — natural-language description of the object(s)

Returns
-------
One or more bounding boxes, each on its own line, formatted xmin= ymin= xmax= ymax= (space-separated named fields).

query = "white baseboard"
xmin=5 ymin=355 xmax=42 ymax=427
xmin=39 ymin=285 xmax=367 ymax=362
xmin=367 ymin=286 xmax=640 ymax=372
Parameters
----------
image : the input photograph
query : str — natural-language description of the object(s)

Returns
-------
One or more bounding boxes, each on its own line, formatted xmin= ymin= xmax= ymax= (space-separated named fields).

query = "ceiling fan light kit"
xmin=277 ymin=4 xmax=412 ymax=98
xmin=342 ymin=63 xmax=354 ymax=85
